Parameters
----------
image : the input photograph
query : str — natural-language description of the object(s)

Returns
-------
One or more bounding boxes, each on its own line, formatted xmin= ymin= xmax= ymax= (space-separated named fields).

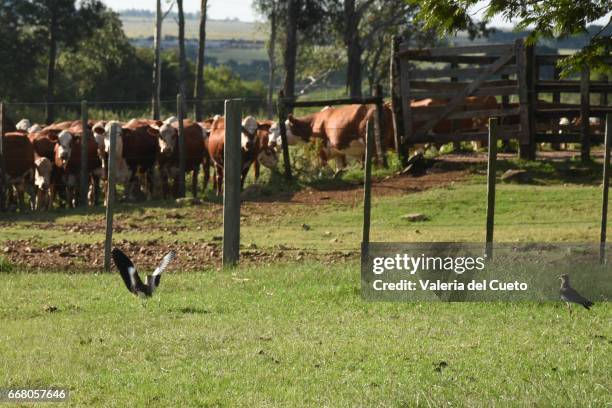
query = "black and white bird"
xmin=559 ymin=274 xmax=594 ymax=315
xmin=112 ymin=248 xmax=176 ymax=297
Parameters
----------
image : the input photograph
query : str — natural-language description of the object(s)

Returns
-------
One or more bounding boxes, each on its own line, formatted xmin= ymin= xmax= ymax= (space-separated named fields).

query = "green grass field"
xmin=1 ymin=157 xmax=611 ymax=406
xmin=120 ymin=16 xmax=266 ymax=41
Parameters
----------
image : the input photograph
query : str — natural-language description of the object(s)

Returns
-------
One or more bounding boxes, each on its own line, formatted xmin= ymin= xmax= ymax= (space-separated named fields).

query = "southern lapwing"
xmin=559 ymin=274 xmax=594 ymax=315
xmin=112 ymin=248 xmax=176 ymax=298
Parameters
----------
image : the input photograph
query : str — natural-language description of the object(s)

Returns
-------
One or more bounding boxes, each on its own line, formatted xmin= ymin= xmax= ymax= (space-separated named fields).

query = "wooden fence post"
xmin=551 ymin=66 xmax=562 ymax=150
xmin=485 ymin=118 xmax=498 ymax=258
xmin=600 ymin=114 xmax=611 ymax=264
xmin=0 ymin=102 xmax=5 ymax=211
xmin=103 ymin=123 xmax=118 ymax=272
xmin=580 ymin=65 xmax=591 ymax=162
xmin=362 ymin=119 xmax=375 ymax=244
xmin=373 ymin=84 xmax=387 ymax=168
xmin=177 ymin=93 xmax=186 ymax=197
xmin=601 ymin=74 xmax=609 ymax=106
xmin=389 ymin=36 xmax=407 ymax=166
xmin=450 ymin=62 xmax=461 ymax=151
xmin=517 ymin=39 xmax=536 ymax=160
xmin=223 ymin=99 xmax=242 ymax=267
xmin=277 ymin=90 xmax=293 ymax=180
xmin=80 ymin=100 xmax=89 ymax=207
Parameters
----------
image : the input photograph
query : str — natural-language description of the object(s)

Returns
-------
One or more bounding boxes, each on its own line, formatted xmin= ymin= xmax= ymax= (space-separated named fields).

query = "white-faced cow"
xmin=148 ymin=118 xmax=206 ymax=198
xmin=206 ymin=115 xmax=278 ymax=195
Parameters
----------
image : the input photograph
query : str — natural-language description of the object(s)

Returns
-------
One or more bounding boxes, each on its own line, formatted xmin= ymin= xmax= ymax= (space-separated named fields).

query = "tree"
xmin=18 ymin=0 xmax=105 ymax=123
xmin=152 ymin=0 xmax=175 ymax=119
xmin=254 ymin=0 xmax=279 ymax=118
xmin=332 ymin=0 xmax=417 ymax=98
xmin=410 ymin=0 xmax=611 ymax=75
xmin=0 ymin=2 xmax=39 ymax=101
xmin=283 ymin=0 xmax=300 ymax=99
xmin=176 ymin=0 xmax=188 ymax=113
xmin=193 ymin=0 xmax=208 ymax=121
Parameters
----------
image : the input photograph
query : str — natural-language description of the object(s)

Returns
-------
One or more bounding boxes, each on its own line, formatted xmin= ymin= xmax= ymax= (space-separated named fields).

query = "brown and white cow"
xmin=206 ymin=115 xmax=276 ymax=195
xmin=28 ymin=131 xmax=55 ymax=210
xmin=148 ymin=118 xmax=206 ymax=198
xmin=96 ymin=120 xmax=159 ymax=202
xmin=53 ymin=122 xmax=102 ymax=207
xmin=268 ymin=104 xmax=393 ymax=170
xmin=2 ymin=132 xmax=34 ymax=211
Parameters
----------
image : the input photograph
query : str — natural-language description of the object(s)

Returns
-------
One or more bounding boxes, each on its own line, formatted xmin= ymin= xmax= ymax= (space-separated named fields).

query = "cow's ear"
xmin=287 ymin=114 xmax=295 ymax=123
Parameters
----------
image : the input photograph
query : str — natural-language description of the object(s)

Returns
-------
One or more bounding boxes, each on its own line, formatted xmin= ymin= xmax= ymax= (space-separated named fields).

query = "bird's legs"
xmin=566 ymin=302 xmax=572 ymax=316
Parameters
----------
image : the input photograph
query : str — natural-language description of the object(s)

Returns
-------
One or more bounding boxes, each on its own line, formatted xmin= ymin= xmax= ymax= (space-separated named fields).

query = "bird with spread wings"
xmin=112 ymin=248 xmax=176 ymax=298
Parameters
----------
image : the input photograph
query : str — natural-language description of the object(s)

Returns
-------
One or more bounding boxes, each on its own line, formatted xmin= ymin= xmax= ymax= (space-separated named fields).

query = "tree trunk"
xmin=45 ymin=17 xmax=57 ymax=124
xmin=283 ymin=0 xmax=299 ymax=100
xmin=194 ymin=0 xmax=207 ymax=121
xmin=177 ymin=0 xmax=188 ymax=113
xmin=151 ymin=0 xmax=162 ymax=120
xmin=266 ymin=1 xmax=277 ymax=119
xmin=344 ymin=0 xmax=362 ymax=98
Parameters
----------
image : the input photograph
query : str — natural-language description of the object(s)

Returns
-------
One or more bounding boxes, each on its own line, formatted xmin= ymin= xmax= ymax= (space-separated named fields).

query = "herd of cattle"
xmin=1 ymin=96 xmax=604 ymax=211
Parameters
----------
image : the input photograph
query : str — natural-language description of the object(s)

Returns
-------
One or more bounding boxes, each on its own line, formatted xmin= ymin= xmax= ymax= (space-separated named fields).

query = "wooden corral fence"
xmin=391 ymin=37 xmax=612 ymax=161
xmin=277 ymin=87 xmax=388 ymax=180
xmin=533 ymin=55 xmax=612 ymax=161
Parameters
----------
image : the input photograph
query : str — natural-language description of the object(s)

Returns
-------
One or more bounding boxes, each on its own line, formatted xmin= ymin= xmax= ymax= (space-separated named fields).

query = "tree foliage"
xmin=410 ymin=0 xmax=611 ymax=74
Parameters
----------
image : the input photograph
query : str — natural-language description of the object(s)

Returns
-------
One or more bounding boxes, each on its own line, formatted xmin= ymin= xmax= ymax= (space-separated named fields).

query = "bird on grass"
xmin=559 ymin=274 xmax=594 ymax=315
xmin=112 ymin=248 xmax=176 ymax=298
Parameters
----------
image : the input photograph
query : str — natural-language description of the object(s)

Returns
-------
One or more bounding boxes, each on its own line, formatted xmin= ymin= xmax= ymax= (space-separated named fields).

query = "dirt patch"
xmin=1 ymin=239 xmax=359 ymax=273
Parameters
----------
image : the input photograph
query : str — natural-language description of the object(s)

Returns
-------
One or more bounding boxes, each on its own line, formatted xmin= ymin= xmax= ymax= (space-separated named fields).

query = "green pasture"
xmin=1 ymin=156 xmax=611 ymax=406
xmin=120 ymin=17 xmax=266 ymax=41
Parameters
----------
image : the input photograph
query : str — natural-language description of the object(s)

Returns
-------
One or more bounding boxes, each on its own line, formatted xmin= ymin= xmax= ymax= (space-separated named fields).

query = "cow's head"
xmin=56 ymin=130 xmax=73 ymax=161
xmin=34 ymin=156 xmax=52 ymax=191
xmin=15 ymin=118 xmax=31 ymax=132
xmin=267 ymin=115 xmax=310 ymax=149
xmin=241 ymin=116 xmax=259 ymax=151
xmin=103 ymin=121 xmax=124 ymax=159
xmin=157 ymin=122 xmax=177 ymax=155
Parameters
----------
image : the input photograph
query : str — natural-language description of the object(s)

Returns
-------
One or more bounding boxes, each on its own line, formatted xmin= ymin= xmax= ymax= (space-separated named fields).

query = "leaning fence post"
xmin=223 ymin=99 xmax=242 ymax=267
xmin=103 ymin=123 xmax=118 ymax=272
xmin=600 ymin=114 xmax=612 ymax=264
xmin=177 ymin=93 xmax=186 ymax=197
xmin=362 ymin=119 xmax=375 ymax=244
xmin=80 ymin=100 xmax=89 ymax=207
xmin=485 ymin=117 xmax=499 ymax=258
xmin=277 ymin=90 xmax=292 ymax=180
xmin=0 ymin=102 xmax=5 ymax=212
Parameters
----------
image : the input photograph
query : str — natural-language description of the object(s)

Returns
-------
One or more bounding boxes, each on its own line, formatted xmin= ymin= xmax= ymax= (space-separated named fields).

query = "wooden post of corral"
xmin=551 ymin=66 xmax=562 ymax=150
xmin=277 ymin=90 xmax=293 ymax=180
xmin=450 ymin=62 xmax=461 ymax=151
xmin=580 ymin=66 xmax=591 ymax=162
xmin=177 ymin=93 xmax=186 ymax=197
xmin=600 ymin=114 xmax=611 ymax=264
xmin=80 ymin=100 xmax=89 ymax=207
xmin=103 ymin=123 xmax=118 ymax=272
xmin=373 ymin=84 xmax=387 ymax=168
xmin=362 ymin=119 xmax=375 ymax=244
xmin=485 ymin=118 xmax=499 ymax=258
xmin=223 ymin=99 xmax=242 ymax=267
xmin=390 ymin=36 xmax=407 ymax=166
xmin=517 ymin=39 xmax=536 ymax=160
xmin=601 ymin=74 xmax=609 ymax=106
xmin=0 ymin=102 xmax=5 ymax=211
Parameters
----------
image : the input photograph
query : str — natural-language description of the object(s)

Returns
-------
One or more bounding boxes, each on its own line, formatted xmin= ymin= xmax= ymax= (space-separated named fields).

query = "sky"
xmin=101 ymin=0 xmax=611 ymax=28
